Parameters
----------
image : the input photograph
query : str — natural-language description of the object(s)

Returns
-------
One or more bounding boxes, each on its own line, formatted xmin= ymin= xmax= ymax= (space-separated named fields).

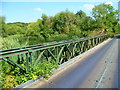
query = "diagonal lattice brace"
xmin=72 ymin=43 xmax=78 ymax=56
xmin=2 ymin=58 xmax=16 ymax=67
xmin=57 ymin=46 xmax=65 ymax=64
xmin=0 ymin=34 xmax=109 ymax=72
xmin=47 ymin=49 xmax=57 ymax=61
xmin=5 ymin=57 xmax=26 ymax=72
xmin=65 ymin=44 xmax=72 ymax=56
xmin=34 ymin=50 xmax=45 ymax=66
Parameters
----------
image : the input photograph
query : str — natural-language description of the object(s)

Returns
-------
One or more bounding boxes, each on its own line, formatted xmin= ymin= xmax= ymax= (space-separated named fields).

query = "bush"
xmin=47 ymin=34 xmax=70 ymax=42
xmin=109 ymin=34 xmax=114 ymax=38
xmin=1 ymin=59 xmax=58 ymax=88
xmin=28 ymin=35 xmax=45 ymax=45
xmin=0 ymin=36 xmax=28 ymax=50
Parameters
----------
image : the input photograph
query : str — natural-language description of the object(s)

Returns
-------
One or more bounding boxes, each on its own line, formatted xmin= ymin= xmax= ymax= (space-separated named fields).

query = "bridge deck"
xmin=27 ymin=37 xmax=119 ymax=88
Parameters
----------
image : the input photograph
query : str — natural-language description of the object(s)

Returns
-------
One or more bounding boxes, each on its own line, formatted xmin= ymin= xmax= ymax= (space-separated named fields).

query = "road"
xmin=27 ymin=36 xmax=120 ymax=88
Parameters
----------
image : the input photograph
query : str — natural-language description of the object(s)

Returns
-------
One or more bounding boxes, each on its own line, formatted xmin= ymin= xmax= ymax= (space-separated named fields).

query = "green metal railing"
xmin=0 ymin=34 xmax=109 ymax=72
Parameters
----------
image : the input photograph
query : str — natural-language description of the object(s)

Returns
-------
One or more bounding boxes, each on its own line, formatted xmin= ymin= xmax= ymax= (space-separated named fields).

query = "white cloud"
xmin=105 ymin=1 xmax=113 ymax=5
xmin=35 ymin=8 xmax=42 ymax=12
xmin=83 ymin=4 xmax=95 ymax=10
xmin=83 ymin=1 xmax=114 ymax=11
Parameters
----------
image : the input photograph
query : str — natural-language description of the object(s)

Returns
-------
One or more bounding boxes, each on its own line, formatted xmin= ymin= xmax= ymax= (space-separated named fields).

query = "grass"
xmin=0 ymin=36 xmax=28 ymax=50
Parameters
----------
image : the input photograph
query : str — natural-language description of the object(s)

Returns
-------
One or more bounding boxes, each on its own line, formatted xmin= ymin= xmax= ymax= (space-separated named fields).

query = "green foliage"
xmin=1 ymin=59 xmax=58 ymax=88
xmin=28 ymin=35 xmax=45 ymax=45
xmin=0 ymin=3 xmax=119 ymax=41
xmin=0 ymin=35 xmax=28 ymax=50
xmin=0 ymin=16 xmax=5 ymax=36
xmin=53 ymin=11 xmax=77 ymax=34
xmin=76 ymin=10 xmax=86 ymax=18
xmin=0 ymin=3 xmax=119 ymax=44
xmin=0 ymin=16 xmax=5 ymax=23
xmin=0 ymin=3 xmax=119 ymax=88
xmin=47 ymin=34 xmax=69 ymax=42
xmin=92 ymin=3 xmax=118 ymax=33
xmin=109 ymin=34 xmax=115 ymax=38
xmin=3 ymin=75 xmax=19 ymax=88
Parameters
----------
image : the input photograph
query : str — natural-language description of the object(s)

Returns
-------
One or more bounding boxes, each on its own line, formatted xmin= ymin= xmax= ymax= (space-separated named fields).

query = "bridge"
xmin=0 ymin=34 xmax=120 ymax=88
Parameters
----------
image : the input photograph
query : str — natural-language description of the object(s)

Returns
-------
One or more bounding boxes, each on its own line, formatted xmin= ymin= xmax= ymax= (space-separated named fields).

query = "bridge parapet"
xmin=0 ymin=34 xmax=109 ymax=72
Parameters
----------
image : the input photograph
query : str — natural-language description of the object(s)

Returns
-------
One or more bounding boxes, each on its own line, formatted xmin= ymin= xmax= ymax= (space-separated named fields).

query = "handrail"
xmin=0 ymin=34 xmax=108 ymax=59
xmin=0 ymin=34 xmax=109 ymax=72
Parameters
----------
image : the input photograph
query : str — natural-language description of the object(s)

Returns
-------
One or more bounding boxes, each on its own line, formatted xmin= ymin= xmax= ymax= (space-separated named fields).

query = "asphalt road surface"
xmin=28 ymin=36 xmax=120 ymax=88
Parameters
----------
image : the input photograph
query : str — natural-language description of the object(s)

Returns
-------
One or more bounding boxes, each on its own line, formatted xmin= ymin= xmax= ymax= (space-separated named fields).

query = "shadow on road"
xmin=115 ymin=35 xmax=120 ymax=39
xmin=115 ymin=35 xmax=120 ymax=89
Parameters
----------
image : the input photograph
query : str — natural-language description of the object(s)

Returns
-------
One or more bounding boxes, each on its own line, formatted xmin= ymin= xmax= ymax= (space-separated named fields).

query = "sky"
xmin=0 ymin=0 xmax=119 ymax=23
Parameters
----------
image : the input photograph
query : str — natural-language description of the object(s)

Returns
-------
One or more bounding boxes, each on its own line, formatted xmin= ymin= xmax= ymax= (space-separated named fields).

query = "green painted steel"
xmin=0 ymin=34 xmax=109 ymax=72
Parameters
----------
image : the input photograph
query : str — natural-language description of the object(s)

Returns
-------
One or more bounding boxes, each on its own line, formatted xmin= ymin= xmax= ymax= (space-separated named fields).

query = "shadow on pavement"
xmin=116 ymin=35 xmax=120 ymax=89
xmin=115 ymin=35 xmax=120 ymax=39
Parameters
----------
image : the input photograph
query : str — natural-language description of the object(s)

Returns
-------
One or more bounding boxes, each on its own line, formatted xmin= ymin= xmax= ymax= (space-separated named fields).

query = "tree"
xmin=0 ymin=16 xmax=5 ymax=23
xmin=41 ymin=14 xmax=54 ymax=39
xmin=76 ymin=10 xmax=86 ymax=18
xmin=26 ymin=22 xmax=41 ymax=36
xmin=92 ymin=3 xmax=118 ymax=33
xmin=4 ymin=24 xmax=23 ymax=35
xmin=53 ymin=11 xmax=77 ymax=34
xmin=76 ymin=10 xmax=95 ymax=32
xmin=0 ymin=16 xmax=6 ymax=37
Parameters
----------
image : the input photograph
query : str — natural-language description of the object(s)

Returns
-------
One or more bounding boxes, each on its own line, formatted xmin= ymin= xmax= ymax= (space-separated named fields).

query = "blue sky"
xmin=0 ymin=0 xmax=119 ymax=23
